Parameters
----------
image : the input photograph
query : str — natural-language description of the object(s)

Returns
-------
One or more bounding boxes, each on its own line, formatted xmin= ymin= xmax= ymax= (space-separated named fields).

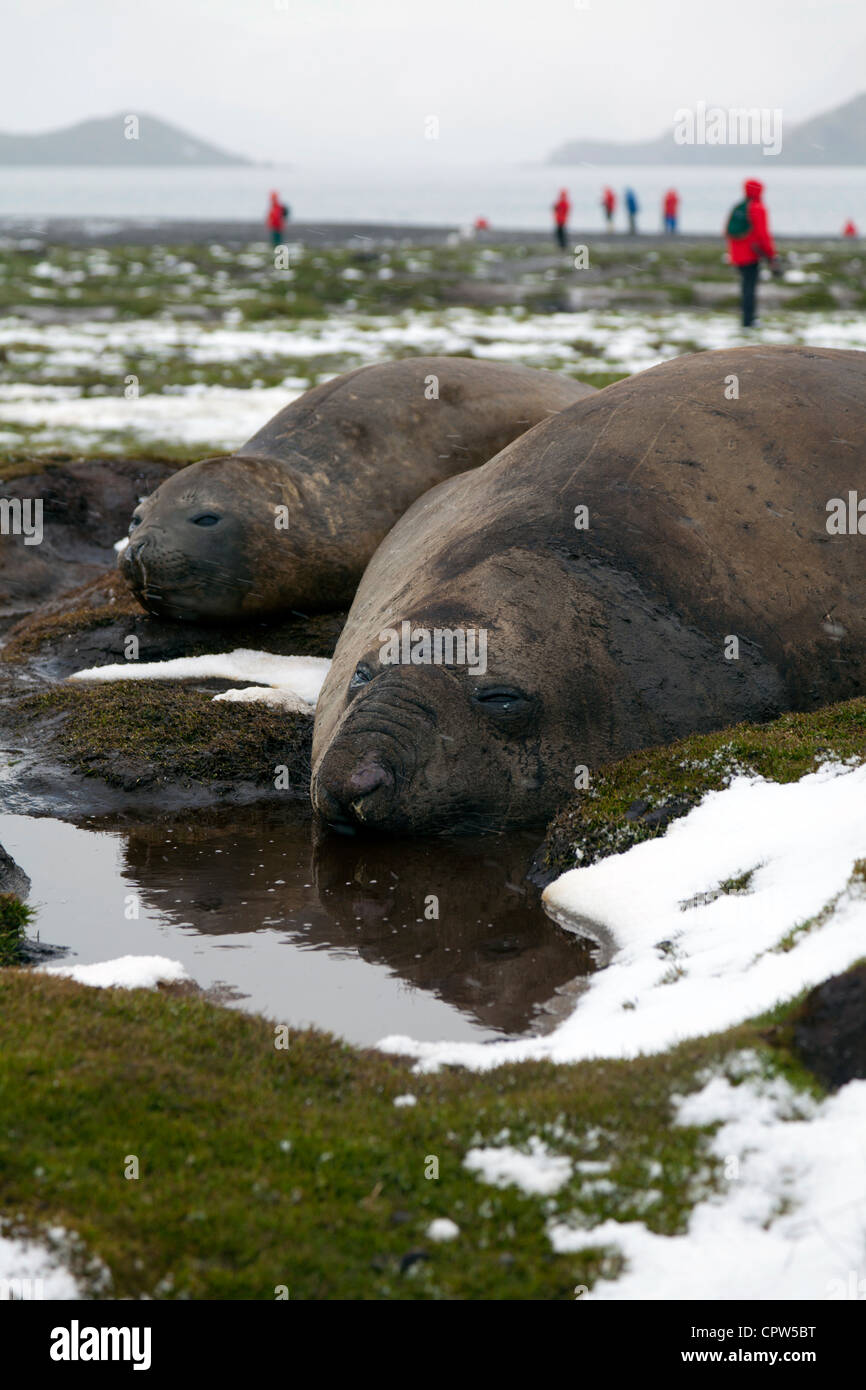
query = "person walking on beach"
xmin=601 ymin=186 xmax=616 ymax=230
xmin=625 ymin=187 xmax=639 ymax=235
xmin=725 ymin=178 xmax=781 ymax=328
xmin=553 ymin=189 xmax=571 ymax=250
xmin=663 ymin=188 xmax=679 ymax=233
xmin=267 ymin=191 xmax=289 ymax=247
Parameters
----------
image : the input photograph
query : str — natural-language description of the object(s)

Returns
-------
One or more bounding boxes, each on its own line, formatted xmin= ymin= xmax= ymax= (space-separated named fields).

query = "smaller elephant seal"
xmin=311 ymin=344 xmax=866 ymax=835
xmin=119 ymin=358 xmax=594 ymax=621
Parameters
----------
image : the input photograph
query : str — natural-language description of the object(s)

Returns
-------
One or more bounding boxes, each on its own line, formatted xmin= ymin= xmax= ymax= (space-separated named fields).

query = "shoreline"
xmin=0 ymin=216 xmax=853 ymax=247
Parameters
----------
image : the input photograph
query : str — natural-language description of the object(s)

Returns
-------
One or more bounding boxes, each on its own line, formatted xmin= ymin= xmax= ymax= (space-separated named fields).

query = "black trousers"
xmin=739 ymin=262 xmax=760 ymax=326
xmin=555 ymin=224 xmax=567 ymax=249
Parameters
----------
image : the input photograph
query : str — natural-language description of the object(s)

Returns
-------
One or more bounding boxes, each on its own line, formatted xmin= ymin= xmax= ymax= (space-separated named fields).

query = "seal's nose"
xmin=314 ymin=752 xmax=395 ymax=831
xmin=120 ymin=534 xmax=147 ymax=578
xmin=346 ymin=752 xmax=394 ymax=799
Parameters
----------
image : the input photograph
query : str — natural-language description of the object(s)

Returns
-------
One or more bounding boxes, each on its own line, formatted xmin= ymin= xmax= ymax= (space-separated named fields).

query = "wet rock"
xmin=0 ymin=456 xmax=176 ymax=625
xmin=791 ymin=964 xmax=866 ymax=1091
xmin=625 ymin=796 xmax=691 ymax=830
xmin=0 ymin=842 xmax=30 ymax=899
xmin=0 ymin=559 xmax=346 ymax=819
xmin=642 ymin=800 xmax=690 ymax=828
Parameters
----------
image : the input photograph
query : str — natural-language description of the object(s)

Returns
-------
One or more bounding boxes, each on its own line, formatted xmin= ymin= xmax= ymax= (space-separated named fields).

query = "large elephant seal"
xmin=311 ymin=345 xmax=866 ymax=835
xmin=119 ymin=358 xmax=593 ymax=620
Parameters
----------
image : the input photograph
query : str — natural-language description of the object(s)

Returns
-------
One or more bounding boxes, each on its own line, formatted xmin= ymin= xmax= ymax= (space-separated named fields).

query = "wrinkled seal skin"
xmin=119 ymin=358 xmax=593 ymax=621
xmin=311 ymin=345 xmax=866 ymax=835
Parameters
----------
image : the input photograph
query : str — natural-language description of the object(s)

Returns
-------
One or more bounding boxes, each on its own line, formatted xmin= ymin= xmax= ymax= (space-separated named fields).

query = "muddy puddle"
xmin=1 ymin=806 xmax=596 ymax=1046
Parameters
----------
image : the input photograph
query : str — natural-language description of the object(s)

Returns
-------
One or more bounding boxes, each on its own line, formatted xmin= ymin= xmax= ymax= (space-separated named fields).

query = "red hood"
xmin=744 ymin=179 xmax=764 ymax=200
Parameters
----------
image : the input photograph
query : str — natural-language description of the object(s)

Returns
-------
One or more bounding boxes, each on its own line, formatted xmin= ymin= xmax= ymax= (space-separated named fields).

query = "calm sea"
xmin=1 ymin=163 xmax=865 ymax=235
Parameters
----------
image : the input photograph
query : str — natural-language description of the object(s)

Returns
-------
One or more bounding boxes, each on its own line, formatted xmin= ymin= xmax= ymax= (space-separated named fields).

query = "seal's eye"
xmin=474 ymin=686 xmax=525 ymax=710
xmin=128 ymin=515 xmax=142 ymax=533
xmin=472 ymin=686 xmax=536 ymax=726
xmin=189 ymin=513 xmax=221 ymax=527
xmin=348 ymin=663 xmax=373 ymax=692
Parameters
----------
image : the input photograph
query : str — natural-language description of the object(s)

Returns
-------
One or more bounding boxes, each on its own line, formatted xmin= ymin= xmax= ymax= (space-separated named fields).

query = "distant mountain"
xmin=550 ymin=91 xmax=866 ymax=166
xmin=0 ymin=113 xmax=253 ymax=166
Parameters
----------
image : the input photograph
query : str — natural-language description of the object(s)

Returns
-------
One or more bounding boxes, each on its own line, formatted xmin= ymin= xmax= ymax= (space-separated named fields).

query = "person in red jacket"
xmin=601 ymin=187 xmax=616 ymax=230
xmin=726 ymin=178 xmax=781 ymax=327
xmin=843 ymin=220 xmax=858 ymax=238
xmin=663 ymin=188 xmax=679 ymax=234
xmin=266 ymin=191 xmax=289 ymax=248
xmin=553 ymin=189 xmax=570 ymax=250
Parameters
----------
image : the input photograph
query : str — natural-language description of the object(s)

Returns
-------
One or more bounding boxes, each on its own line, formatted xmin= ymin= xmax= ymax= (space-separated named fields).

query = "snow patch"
xmin=549 ymin=1067 xmax=866 ymax=1301
xmin=39 ymin=955 xmax=189 ymax=990
xmin=379 ymin=762 xmax=866 ymax=1070
xmin=464 ymin=1136 xmax=573 ymax=1196
xmin=0 ymin=1227 xmax=103 ymax=1300
xmin=69 ymin=650 xmax=331 ymax=712
xmin=426 ymin=1218 xmax=460 ymax=1242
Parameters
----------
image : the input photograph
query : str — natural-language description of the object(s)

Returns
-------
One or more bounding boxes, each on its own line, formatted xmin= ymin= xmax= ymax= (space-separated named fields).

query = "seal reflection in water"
xmin=119 ymin=358 xmax=593 ymax=621
xmin=311 ymin=346 xmax=866 ymax=835
xmin=115 ymin=812 xmax=593 ymax=1037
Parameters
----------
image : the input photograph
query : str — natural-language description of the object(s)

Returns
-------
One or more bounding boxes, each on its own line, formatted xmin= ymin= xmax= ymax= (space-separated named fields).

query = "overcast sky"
xmin=6 ymin=0 xmax=866 ymax=166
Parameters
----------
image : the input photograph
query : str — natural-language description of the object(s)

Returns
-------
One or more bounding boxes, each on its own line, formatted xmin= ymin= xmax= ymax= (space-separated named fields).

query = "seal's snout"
xmin=347 ymin=752 xmax=394 ymax=799
xmin=314 ymin=751 xmax=396 ymax=831
xmin=120 ymin=533 xmax=146 ymax=580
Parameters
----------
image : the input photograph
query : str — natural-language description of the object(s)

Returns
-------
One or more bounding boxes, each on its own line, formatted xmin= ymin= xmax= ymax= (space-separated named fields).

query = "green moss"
xmin=785 ymin=286 xmax=837 ymax=310
xmin=0 ymin=449 xmax=193 ymax=483
xmin=0 ymin=573 xmax=145 ymax=662
xmin=543 ymin=698 xmax=866 ymax=876
xmin=665 ymin=284 xmax=696 ymax=305
xmin=717 ymin=867 xmax=757 ymax=895
xmin=571 ymin=370 xmax=630 ymax=389
xmin=0 ymin=895 xmax=34 ymax=967
xmin=14 ymin=683 xmax=312 ymax=792
xmin=0 ymin=967 xmax=821 ymax=1299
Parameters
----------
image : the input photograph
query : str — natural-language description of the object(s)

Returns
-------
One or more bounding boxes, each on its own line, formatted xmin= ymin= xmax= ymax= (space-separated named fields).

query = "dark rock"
xmin=792 ymin=963 xmax=866 ymax=1090
xmin=0 ymin=457 xmax=176 ymax=622
xmin=0 ymin=842 xmax=30 ymax=899
xmin=399 ymin=1249 xmax=430 ymax=1275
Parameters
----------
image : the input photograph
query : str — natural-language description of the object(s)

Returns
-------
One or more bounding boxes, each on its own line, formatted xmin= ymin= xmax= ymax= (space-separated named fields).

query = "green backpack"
xmin=726 ymin=200 xmax=751 ymax=239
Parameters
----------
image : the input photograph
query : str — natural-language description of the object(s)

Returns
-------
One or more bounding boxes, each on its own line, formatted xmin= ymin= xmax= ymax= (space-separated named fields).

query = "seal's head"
xmin=119 ymin=454 xmax=334 ymax=621
xmin=310 ymin=548 xmax=617 ymax=835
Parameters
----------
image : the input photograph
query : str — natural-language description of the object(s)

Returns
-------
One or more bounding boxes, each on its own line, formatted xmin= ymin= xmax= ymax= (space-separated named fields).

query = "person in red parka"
xmin=553 ymin=189 xmax=570 ymax=250
xmin=843 ymin=220 xmax=858 ymax=238
xmin=266 ymin=191 xmax=289 ymax=248
xmin=663 ymin=189 xmax=679 ymax=233
xmin=601 ymin=187 xmax=616 ymax=230
xmin=726 ymin=178 xmax=781 ymax=327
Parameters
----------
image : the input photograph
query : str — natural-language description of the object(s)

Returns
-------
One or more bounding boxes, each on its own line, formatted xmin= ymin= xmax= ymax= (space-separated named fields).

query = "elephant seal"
xmin=311 ymin=345 xmax=866 ymax=835
xmin=119 ymin=358 xmax=593 ymax=620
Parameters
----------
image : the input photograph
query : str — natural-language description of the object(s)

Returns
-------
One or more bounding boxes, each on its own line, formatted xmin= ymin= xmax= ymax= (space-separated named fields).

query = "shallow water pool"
xmin=1 ymin=806 xmax=594 ymax=1046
